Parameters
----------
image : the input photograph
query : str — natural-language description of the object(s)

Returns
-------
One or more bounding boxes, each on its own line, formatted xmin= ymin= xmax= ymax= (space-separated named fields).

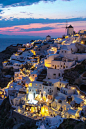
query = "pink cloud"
xmin=0 ymin=21 xmax=86 ymax=37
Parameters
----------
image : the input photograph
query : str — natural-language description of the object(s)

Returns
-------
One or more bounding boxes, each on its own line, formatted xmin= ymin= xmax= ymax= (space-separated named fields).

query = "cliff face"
xmin=63 ymin=60 xmax=86 ymax=85
xmin=58 ymin=118 xmax=86 ymax=129
xmin=0 ymin=97 xmax=14 ymax=129
xmin=0 ymin=97 xmax=37 ymax=129
xmin=0 ymin=45 xmax=19 ymax=67
xmin=0 ymin=45 xmax=19 ymax=88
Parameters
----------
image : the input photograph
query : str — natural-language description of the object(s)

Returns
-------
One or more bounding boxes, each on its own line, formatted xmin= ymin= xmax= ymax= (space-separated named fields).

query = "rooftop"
xmin=68 ymin=109 xmax=77 ymax=115
xmin=68 ymin=25 xmax=73 ymax=28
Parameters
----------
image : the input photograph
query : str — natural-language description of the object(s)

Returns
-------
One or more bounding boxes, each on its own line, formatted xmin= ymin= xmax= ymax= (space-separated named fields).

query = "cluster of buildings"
xmin=0 ymin=26 xmax=86 ymax=128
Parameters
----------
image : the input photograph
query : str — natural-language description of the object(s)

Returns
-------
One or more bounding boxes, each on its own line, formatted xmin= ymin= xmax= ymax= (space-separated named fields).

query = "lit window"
xmin=36 ymin=84 xmax=37 ymax=86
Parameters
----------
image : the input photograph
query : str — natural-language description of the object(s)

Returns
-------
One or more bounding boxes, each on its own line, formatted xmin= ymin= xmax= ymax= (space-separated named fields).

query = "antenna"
xmin=65 ymin=20 xmax=68 ymax=35
xmin=62 ymin=21 xmax=68 ymax=35
xmin=66 ymin=20 xmax=68 ymax=29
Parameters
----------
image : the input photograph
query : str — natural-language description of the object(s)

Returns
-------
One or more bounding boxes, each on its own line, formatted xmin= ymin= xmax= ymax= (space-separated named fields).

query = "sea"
xmin=0 ymin=38 xmax=42 ymax=52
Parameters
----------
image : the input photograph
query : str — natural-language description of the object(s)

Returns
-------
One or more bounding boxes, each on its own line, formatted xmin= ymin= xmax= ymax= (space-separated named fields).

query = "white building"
xmin=46 ymin=56 xmax=75 ymax=79
xmin=29 ymin=79 xmax=60 ymax=100
xmin=46 ymin=35 xmax=51 ymax=41
xmin=44 ymin=54 xmax=59 ymax=68
xmin=67 ymin=25 xmax=74 ymax=35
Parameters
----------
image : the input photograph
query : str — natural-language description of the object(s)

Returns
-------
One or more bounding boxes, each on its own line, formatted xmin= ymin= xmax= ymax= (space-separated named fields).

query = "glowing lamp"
xmin=81 ymin=41 xmax=84 ymax=44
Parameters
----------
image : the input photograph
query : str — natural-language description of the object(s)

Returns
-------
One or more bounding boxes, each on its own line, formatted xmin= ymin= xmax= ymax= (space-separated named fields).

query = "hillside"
xmin=58 ymin=118 xmax=86 ymax=129
xmin=63 ymin=59 xmax=86 ymax=85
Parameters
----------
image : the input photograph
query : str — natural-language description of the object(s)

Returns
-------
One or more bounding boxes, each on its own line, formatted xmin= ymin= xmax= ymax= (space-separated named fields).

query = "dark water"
xmin=0 ymin=38 xmax=42 ymax=52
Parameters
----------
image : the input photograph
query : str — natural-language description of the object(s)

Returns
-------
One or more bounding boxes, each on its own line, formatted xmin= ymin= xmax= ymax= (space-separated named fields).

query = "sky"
xmin=0 ymin=0 xmax=86 ymax=38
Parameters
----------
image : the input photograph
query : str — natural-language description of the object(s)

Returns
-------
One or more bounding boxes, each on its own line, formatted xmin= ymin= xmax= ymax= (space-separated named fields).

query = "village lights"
xmin=81 ymin=41 xmax=84 ymax=44
xmin=72 ymin=40 xmax=76 ymax=43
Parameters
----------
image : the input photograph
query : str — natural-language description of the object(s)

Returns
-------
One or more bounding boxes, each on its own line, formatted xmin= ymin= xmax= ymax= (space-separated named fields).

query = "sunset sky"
xmin=0 ymin=0 xmax=86 ymax=38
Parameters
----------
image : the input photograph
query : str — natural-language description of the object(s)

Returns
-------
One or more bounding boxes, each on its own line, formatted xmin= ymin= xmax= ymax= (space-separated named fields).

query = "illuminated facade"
xmin=1 ymin=34 xmax=86 ymax=127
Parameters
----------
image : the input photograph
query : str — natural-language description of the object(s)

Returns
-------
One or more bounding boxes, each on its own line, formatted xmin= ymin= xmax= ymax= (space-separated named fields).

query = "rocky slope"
xmin=63 ymin=60 xmax=86 ymax=87
xmin=0 ymin=45 xmax=19 ymax=88
xmin=58 ymin=118 xmax=86 ymax=129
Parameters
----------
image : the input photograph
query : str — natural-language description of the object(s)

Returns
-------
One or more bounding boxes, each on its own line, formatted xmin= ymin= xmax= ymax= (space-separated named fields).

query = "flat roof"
xmin=55 ymin=96 xmax=65 ymax=101
xmin=68 ymin=109 xmax=77 ymax=115
xmin=73 ymin=96 xmax=83 ymax=104
xmin=43 ymin=79 xmax=59 ymax=83
xmin=32 ymin=81 xmax=43 ymax=84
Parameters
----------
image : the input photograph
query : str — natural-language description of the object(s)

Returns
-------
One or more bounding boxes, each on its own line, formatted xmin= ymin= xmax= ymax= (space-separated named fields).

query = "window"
xmin=57 ymin=65 xmax=59 ymax=67
xmin=55 ymin=65 xmax=57 ymax=69
xmin=65 ymin=51 xmax=66 ymax=53
xmin=58 ymin=100 xmax=62 ymax=103
xmin=36 ymin=84 xmax=37 ymax=86
xmin=52 ymin=90 xmax=53 ymax=92
xmin=57 ymin=87 xmax=60 ymax=91
xmin=66 ymin=66 xmax=68 ymax=68
xmin=61 ymin=65 xmax=62 ymax=67
xmin=33 ymin=75 xmax=34 ymax=76
xmin=62 ymin=51 xmax=63 ymax=53
xmin=58 ymin=73 xmax=60 ymax=77
xmin=48 ymin=89 xmax=49 ymax=91
xmin=53 ymin=74 xmax=56 ymax=75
